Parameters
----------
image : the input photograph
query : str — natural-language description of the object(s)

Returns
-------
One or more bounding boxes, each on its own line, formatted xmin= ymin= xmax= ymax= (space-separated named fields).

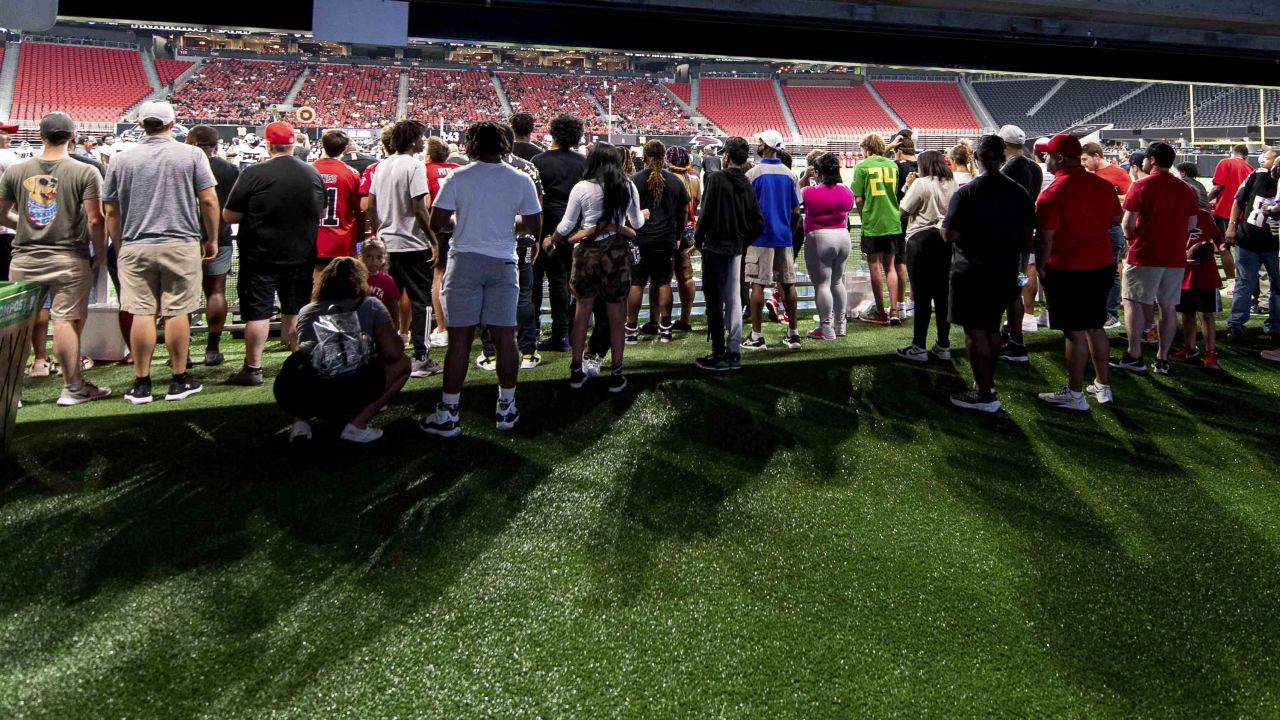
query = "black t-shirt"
xmin=896 ymin=158 xmax=917 ymax=200
xmin=225 ymin=156 xmax=325 ymax=265
xmin=532 ymin=149 xmax=586 ymax=223
xmin=942 ymin=173 xmax=1036 ymax=277
xmin=1235 ymin=171 xmax=1278 ymax=253
xmin=293 ymin=145 xmax=310 ymax=161
xmin=208 ymin=155 xmax=240 ymax=247
xmin=512 ymin=141 xmax=545 ymax=162
xmin=630 ymin=168 xmax=690 ymax=245
xmin=342 ymin=151 xmax=377 ymax=176
xmin=1001 ymin=155 xmax=1044 ymax=203
xmin=702 ymin=154 xmax=721 ymax=174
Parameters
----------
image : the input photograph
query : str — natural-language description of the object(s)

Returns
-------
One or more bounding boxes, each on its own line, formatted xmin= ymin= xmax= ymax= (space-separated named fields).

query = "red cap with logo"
xmin=0 ymin=123 xmax=18 ymax=134
xmin=1045 ymin=133 xmax=1083 ymax=158
xmin=264 ymin=121 xmax=296 ymax=145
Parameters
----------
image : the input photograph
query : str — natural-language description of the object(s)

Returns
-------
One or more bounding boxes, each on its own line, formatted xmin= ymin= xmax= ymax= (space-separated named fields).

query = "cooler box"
xmin=0 ymin=281 xmax=41 ymax=456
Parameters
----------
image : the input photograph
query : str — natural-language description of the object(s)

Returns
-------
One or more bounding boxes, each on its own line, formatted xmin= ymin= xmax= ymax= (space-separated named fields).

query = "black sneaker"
xmin=950 ymin=388 xmax=1001 ymax=413
xmin=694 ymin=353 xmax=728 ymax=372
xmin=639 ymin=321 xmax=659 ymax=335
xmin=741 ymin=335 xmax=767 ymax=351
xmin=1226 ymin=326 xmax=1245 ymax=343
xmin=999 ymin=342 xmax=1029 ymax=363
xmin=624 ymin=323 xmax=639 ymax=345
xmin=124 ymin=379 xmax=153 ymax=405
xmin=420 ymin=402 xmax=462 ymax=437
xmin=658 ymin=323 xmax=673 ymax=343
xmin=569 ymin=363 xmax=587 ymax=389
xmin=165 ymin=375 xmax=203 ymax=401
xmin=607 ymin=368 xmax=627 ymax=393
xmin=204 ymin=350 xmax=225 ymax=367
xmin=723 ymin=353 xmax=742 ymax=371
xmin=226 ymin=366 xmax=264 ymax=386
xmin=1110 ymin=353 xmax=1147 ymax=372
xmin=783 ymin=332 xmax=802 ymax=350
xmin=1152 ymin=359 xmax=1170 ymax=376
xmin=537 ymin=337 xmax=570 ymax=352
xmin=495 ymin=398 xmax=520 ymax=430
xmin=671 ymin=320 xmax=694 ymax=333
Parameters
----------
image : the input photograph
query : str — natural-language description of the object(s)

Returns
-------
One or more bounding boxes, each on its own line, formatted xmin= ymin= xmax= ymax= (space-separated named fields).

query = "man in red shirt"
xmin=1113 ymin=142 xmax=1199 ymax=376
xmin=1084 ymin=142 xmax=1132 ymax=327
xmin=425 ymin=136 xmax=460 ymax=349
xmin=311 ymin=130 xmax=364 ymax=286
xmin=1209 ymin=145 xmax=1254 ymax=230
xmin=1035 ymin=134 xmax=1123 ymax=410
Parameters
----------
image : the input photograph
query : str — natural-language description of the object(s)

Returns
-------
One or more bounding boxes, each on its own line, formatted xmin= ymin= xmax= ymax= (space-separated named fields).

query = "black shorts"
xmin=238 ymin=260 xmax=313 ymax=321
xmin=435 ymin=232 xmax=452 ymax=268
xmin=861 ymin=233 xmax=900 ymax=257
xmin=1043 ymin=263 xmax=1115 ymax=331
xmin=1178 ymin=287 xmax=1219 ymax=314
xmin=949 ymin=269 xmax=1020 ymax=332
xmin=274 ymin=351 xmax=385 ymax=421
xmin=630 ymin=242 xmax=675 ymax=288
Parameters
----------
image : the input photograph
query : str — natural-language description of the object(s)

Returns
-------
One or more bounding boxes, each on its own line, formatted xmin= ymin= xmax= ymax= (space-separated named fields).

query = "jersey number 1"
xmin=322 ymin=188 xmax=340 ymax=227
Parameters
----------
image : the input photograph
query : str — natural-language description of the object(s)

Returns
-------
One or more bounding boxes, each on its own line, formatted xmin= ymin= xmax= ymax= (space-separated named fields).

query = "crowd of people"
xmin=1 ymin=105 xmax=1277 ymax=440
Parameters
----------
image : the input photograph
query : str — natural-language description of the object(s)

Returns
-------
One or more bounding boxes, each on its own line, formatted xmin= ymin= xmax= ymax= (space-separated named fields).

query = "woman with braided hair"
xmin=665 ymin=144 xmax=700 ymax=332
xmin=625 ymin=140 xmax=690 ymax=344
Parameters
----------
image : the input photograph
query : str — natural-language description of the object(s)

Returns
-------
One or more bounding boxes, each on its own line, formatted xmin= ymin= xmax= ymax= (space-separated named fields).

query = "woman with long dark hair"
xmin=625 ymin=140 xmax=691 ymax=344
xmin=896 ymin=149 xmax=957 ymax=362
xmin=543 ymin=142 xmax=644 ymax=391
xmin=801 ymin=153 xmax=854 ymax=340
xmin=665 ymin=145 xmax=700 ymax=332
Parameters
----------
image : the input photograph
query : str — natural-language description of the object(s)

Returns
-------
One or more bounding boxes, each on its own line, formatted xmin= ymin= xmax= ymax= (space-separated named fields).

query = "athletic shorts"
xmin=744 ymin=245 xmax=797 ymax=286
xmin=861 ymin=233 xmax=900 ymax=256
xmin=1043 ymin=262 xmax=1114 ymax=331
xmin=8 ymin=251 xmax=93 ymax=322
xmin=118 ymin=242 xmax=203 ymax=317
xmin=204 ymin=244 xmax=234 ymax=277
xmin=238 ymin=259 xmax=312 ymax=321
xmin=949 ymin=269 xmax=1020 ymax=332
xmin=1178 ymin=288 xmax=1219 ymax=314
xmin=571 ymin=237 xmax=631 ymax=303
xmin=1123 ymin=265 xmax=1183 ymax=307
xmin=631 ymin=241 xmax=675 ymax=288
xmin=441 ymin=251 xmax=518 ymax=327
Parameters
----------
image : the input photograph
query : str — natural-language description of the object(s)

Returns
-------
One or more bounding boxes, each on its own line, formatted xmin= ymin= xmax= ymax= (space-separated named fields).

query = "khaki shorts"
xmin=1122 ymin=264 xmax=1183 ymax=308
xmin=744 ymin=245 xmax=797 ymax=286
xmin=118 ymin=242 xmax=203 ymax=316
xmin=9 ymin=251 xmax=93 ymax=322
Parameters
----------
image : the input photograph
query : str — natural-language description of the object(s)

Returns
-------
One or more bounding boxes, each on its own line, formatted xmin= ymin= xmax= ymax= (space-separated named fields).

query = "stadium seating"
xmin=1026 ymin=79 xmax=1145 ymax=132
xmin=298 ymin=64 xmax=400 ymax=128
xmin=588 ymin=78 xmax=697 ymax=134
xmin=971 ymin=79 xmax=1059 ymax=133
xmin=500 ymin=73 xmax=603 ymax=132
xmin=872 ymin=81 xmax=980 ymax=130
xmin=170 ymin=59 xmax=304 ymax=125
xmin=664 ymin=82 xmax=690 ymax=104
xmin=1088 ymin=82 xmax=1194 ymax=129
xmin=11 ymin=43 xmax=153 ymax=124
xmin=154 ymin=58 xmax=194 ymax=87
xmin=697 ymin=78 xmax=790 ymax=138
xmin=404 ymin=69 xmax=504 ymax=127
xmin=782 ymin=85 xmax=896 ymax=138
xmin=1156 ymin=86 xmax=1280 ymax=128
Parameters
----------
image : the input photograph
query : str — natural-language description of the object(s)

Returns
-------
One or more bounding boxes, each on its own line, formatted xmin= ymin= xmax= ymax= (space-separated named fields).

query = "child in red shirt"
xmin=361 ymin=239 xmax=401 ymax=334
xmin=1172 ymin=209 xmax=1224 ymax=369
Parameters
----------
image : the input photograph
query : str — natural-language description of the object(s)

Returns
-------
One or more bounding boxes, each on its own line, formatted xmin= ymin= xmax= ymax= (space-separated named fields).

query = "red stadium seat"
xmin=589 ymin=78 xmax=696 ymax=135
xmin=154 ymin=59 xmax=195 ymax=87
xmin=499 ymin=73 xmax=603 ymax=133
xmin=169 ymin=59 xmax=304 ymax=125
xmin=404 ymin=69 xmax=504 ymax=128
xmin=697 ymin=78 xmax=789 ymax=138
xmin=782 ymin=85 xmax=896 ymax=138
xmin=11 ymin=43 xmax=153 ymax=124
xmin=872 ymin=81 xmax=980 ymax=130
xmin=297 ymin=65 xmax=400 ymax=128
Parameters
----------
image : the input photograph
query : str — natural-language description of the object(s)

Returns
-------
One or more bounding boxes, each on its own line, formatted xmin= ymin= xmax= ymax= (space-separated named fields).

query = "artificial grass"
xmin=4 ymin=315 xmax=1280 ymax=718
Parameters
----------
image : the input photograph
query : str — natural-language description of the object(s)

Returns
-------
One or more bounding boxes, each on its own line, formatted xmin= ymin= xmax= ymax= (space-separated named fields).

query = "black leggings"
xmin=906 ymin=228 xmax=951 ymax=349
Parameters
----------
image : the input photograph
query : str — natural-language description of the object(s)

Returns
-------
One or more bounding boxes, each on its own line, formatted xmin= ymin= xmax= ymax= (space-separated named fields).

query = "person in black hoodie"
xmin=693 ymin=136 xmax=765 ymax=372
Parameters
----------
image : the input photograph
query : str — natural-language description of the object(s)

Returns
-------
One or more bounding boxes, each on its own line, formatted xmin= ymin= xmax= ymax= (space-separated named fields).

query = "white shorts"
xmin=1122 ymin=265 xmax=1183 ymax=308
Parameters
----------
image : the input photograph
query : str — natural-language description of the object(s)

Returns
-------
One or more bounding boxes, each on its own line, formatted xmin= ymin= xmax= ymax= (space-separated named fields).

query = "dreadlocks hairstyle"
xmin=665 ymin=145 xmax=691 ymax=172
xmin=464 ymin=121 xmax=510 ymax=159
xmin=582 ymin=142 xmax=632 ymax=231
xmin=642 ymin=140 xmax=666 ymax=205
xmin=618 ymin=146 xmax=636 ymax=175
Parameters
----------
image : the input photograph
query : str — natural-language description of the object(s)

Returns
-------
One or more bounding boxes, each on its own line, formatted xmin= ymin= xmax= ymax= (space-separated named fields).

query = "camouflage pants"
xmin=571 ymin=236 xmax=631 ymax=303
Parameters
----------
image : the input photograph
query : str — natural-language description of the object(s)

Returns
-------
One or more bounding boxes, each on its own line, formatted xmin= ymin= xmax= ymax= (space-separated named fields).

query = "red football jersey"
xmin=313 ymin=158 xmax=363 ymax=258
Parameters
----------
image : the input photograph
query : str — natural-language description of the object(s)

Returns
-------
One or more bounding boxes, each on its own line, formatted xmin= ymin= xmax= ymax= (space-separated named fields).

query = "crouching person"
xmin=274 ymin=257 xmax=410 ymax=443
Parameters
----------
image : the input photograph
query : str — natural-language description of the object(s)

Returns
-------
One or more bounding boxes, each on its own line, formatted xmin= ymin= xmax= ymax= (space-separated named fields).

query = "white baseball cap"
xmin=998 ymin=124 xmax=1026 ymax=146
xmin=138 ymin=101 xmax=176 ymax=124
xmin=756 ymin=129 xmax=785 ymax=151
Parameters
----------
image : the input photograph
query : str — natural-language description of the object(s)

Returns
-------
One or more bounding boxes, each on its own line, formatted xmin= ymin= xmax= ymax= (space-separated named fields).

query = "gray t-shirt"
xmin=296 ymin=296 xmax=391 ymax=352
xmin=433 ymin=160 xmax=541 ymax=261
xmin=369 ymin=153 xmax=430 ymax=253
xmin=102 ymin=135 xmax=216 ymax=244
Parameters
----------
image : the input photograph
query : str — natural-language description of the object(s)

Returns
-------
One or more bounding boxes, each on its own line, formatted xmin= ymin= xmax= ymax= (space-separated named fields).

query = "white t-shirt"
xmin=369 ymin=153 xmax=431 ymax=253
xmin=556 ymin=179 xmax=644 ymax=237
xmin=432 ymin=160 xmax=541 ymax=261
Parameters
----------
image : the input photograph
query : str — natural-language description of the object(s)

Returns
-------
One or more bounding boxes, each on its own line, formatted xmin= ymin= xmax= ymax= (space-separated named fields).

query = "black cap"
xmin=39 ymin=112 xmax=75 ymax=137
xmin=1127 ymin=151 xmax=1145 ymax=169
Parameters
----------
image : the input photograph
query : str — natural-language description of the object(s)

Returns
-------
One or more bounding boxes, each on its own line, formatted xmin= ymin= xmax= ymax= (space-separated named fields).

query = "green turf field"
xmin=5 ymin=314 xmax=1280 ymax=718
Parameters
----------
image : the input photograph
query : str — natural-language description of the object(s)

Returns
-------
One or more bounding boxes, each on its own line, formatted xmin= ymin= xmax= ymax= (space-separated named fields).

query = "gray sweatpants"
xmin=803 ymin=229 xmax=851 ymax=338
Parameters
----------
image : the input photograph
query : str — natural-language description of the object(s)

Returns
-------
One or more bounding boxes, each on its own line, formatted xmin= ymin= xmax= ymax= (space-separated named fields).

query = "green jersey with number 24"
xmin=851 ymin=155 xmax=901 ymax=238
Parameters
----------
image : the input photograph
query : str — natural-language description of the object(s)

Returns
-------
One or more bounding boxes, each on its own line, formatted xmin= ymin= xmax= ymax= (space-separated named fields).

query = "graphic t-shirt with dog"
xmin=0 ymin=157 xmax=102 ymax=257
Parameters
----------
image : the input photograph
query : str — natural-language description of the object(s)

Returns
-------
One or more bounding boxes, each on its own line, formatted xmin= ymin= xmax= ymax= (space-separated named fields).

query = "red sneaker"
xmin=1143 ymin=327 xmax=1159 ymax=344
xmin=807 ymin=327 xmax=829 ymax=340
xmin=1170 ymin=345 xmax=1200 ymax=361
xmin=1202 ymin=349 xmax=1221 ymax=370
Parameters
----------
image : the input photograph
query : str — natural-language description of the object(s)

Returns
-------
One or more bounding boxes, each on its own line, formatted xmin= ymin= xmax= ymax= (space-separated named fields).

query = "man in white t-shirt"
xmin=419 ymin=121 xmax=542 ymax=438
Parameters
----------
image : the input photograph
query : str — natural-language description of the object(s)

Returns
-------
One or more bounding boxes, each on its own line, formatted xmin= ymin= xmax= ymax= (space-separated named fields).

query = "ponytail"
xmin=642 ymin=140 xmax=666 ymax=205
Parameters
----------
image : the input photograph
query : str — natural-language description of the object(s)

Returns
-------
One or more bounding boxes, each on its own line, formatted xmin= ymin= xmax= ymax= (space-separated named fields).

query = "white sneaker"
xmin=1037 ymin=387 xmax=1090 ymax=412
xmin=429 ymin=330 xmax=449 ymax=348
xmin=1022 ymin=313 xmax=1040 ymax=334
xmin=520 ymin=352 xmax=542 ymax=370
xmin=495 ymin=398 xmax=519 ymax=430
xmin=1085 ymin=382 xmax=1114 ymax=405
xmin=290 ymin=420 xmax=313 ymax=442
xmin=929 ymin=343 xmax=952 ymax=361
xmin=475 ymin=354 xmax=497 ymax=372
xmin=57 ymin=380 xmax=112 ymax=406
xmin=340 ymin=423 xmax=384 ymax=443
xmin=895 ymin=344 xmax=929 ymax=362
xmin=583 ymin=354 xmax=602 ymax=378
xmin=419 ymin=402 xmax=462 ymax=438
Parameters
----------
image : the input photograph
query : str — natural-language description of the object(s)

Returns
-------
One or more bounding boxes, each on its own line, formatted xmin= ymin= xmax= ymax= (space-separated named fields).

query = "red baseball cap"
xmin=264 ymin=121 xmax=296 ymax=145
xmin=1033 ymin=137 xmax=1052 ymax=154
xmin=0 ymin=123 xmax=18 ymax=134
xmin=1045 ymin=133 xmax=1083 ymax=158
